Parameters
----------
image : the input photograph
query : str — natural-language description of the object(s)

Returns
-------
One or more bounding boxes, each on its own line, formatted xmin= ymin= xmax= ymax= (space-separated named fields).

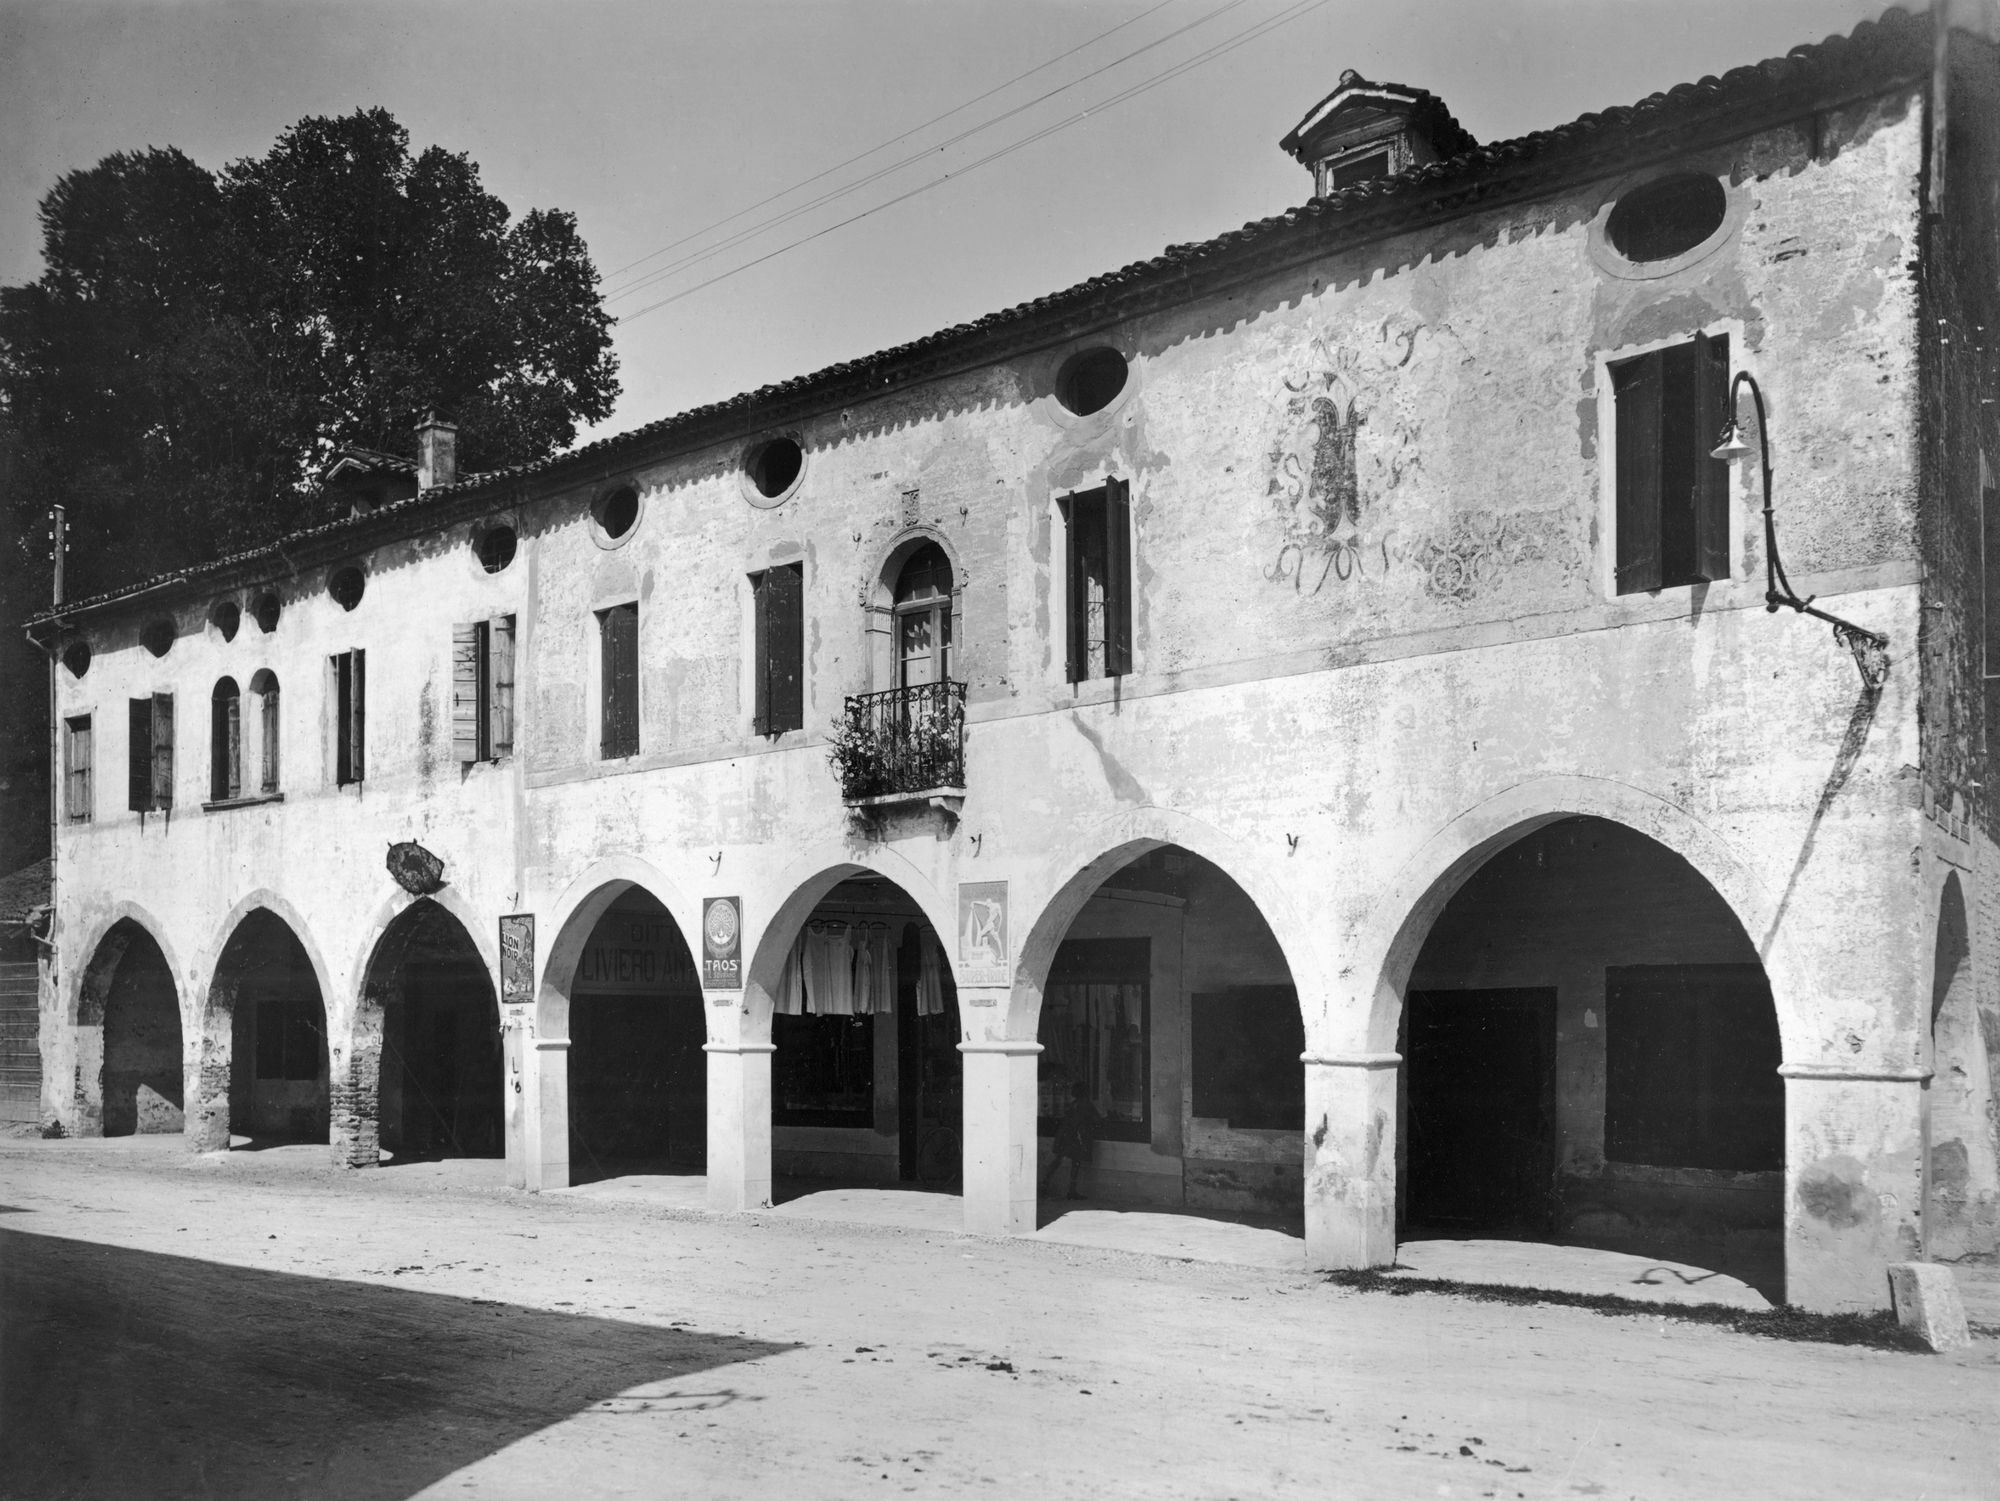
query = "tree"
xmin=0 ymin=109 xmax=620 ymax=868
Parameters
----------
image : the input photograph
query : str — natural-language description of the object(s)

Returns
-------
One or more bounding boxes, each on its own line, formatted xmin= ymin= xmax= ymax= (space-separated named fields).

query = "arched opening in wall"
xmin=79 ymin=921 xmax=183 ymax=1137
xmin=362 ymin=900 xmax=502 ymax=1163
xmin=566 ymin=887 xmax=707 ymax=1186
xmin=1925 ymin=875 xmax=1998 ymax=1261
xmin=1397 ymin=816 xmax=1783 ymax=1300
xmin=215 ymin=910 xmax=328 ymax=1146
xmin=1034 ymin=845 xmax=1303 ymax=1230
xmin=770 ymin=875 xmax=961 ymax=1198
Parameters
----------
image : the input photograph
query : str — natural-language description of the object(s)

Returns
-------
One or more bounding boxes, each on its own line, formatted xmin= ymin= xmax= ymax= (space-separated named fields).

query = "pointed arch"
xmin=71 ymin=903 xmax=181 ymax=1028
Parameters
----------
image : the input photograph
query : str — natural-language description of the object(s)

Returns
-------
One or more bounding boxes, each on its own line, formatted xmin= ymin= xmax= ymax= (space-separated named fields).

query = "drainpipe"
xmin=45 ymin=505 xmax=63 ymax=1133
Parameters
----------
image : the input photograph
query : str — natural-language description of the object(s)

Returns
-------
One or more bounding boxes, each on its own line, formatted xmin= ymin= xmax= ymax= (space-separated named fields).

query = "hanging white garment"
xmin=866 ymin=927 xmax=896 ymax=1015
xmin=917 ymin=930 xmax=945 ymax=1017
xmin=851 ymin=927 xmax=875 ymax=1015
xmin=804 ymin=928 xmax=854 ymax=1015
xmin=775 ymin=941 xmax=806 ymax=1015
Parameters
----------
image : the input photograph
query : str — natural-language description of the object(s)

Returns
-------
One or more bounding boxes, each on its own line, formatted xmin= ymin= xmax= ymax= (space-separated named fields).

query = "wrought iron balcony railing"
xmin=829 ymin=680 xmax=966 ymax=805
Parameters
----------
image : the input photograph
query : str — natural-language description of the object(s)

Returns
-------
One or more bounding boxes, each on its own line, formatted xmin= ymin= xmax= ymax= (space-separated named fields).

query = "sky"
xmin=0 ymin=0 xmax=1900 ymax=450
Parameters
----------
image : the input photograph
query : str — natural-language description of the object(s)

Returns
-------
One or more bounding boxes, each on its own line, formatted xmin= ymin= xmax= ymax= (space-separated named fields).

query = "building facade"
xmin=27 ymin=12 xmax=2000 ymax=1312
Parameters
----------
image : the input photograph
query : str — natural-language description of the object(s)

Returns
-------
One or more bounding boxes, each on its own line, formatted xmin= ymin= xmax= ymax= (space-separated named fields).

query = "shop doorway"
xmin=217 ymin=910 xmax=329 ymax=1145
xmin=364 ymin=900 xmax=502 ymax=1161
xmin=81 ymin=920 xmax=182 ymax=1137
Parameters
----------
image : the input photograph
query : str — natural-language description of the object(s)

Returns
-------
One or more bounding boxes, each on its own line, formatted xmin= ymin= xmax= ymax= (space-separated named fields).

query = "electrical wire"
xmin=604 ymin=0 xmax=1260 ymax=307
xmin=616 ymin=0 xmax=1332 ymax=326
xmin=600 ymin=0 xmax=1181 ymax=291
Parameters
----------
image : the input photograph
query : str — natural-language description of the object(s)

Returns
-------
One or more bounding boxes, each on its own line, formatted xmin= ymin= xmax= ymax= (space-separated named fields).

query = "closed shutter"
xmin=335 ymin=655 xmax=353 ymax=785
xmin=1613 ymin=353 xmax=1664 ymax=595
xmin=128 ymin=699 xmax=152 ymax=812
xmin=150 ymin=692 xmax=174 ymax=808
xmin=350 ymin=651 xmax=365 ymax=782
xmin=600 ymin=604 xmax=638 ymax=757
xmin=489 ymin=615 xmax=515 ymax=758
xmin=768 ymin=563 xmax=803 ymax=734
xmin=1061 ymin=493 xmax=1090 ymax=683
xmin=261 ymin=686 xmax=280 ymax=792
xmin=1692 ymin=332 xmax=1731 ymax=582
xmin=751 ymin=574 xmax=771 ymax=736
xmin=220 ymin=690 xmax=241 ymax=800
xmin=451 ymin=622 xmax=482 ymax=764
xmin=1104 ymin=476 xmax=1132 ymax=677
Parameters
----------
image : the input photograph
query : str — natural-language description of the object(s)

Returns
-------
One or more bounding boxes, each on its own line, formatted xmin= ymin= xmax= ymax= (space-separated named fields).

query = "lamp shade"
xmin=1710 ymin=423 xmax=1754 ymax=462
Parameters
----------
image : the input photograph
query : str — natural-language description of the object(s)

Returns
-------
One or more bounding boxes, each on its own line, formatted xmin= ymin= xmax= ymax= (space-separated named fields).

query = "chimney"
xmin=416 ymin=411 xmax=458 ymax=492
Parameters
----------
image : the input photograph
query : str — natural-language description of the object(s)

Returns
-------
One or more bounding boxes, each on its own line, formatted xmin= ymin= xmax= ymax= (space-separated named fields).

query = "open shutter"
xmin=451 ymin=622 xmax=481 ymax=764
xmin=1104 ymin=477 xmax=1132 ymax=677
xmin=769 ymin=564 xmax=804 ymax=733
xmin=1613 ymin=353 xmax=1664 ymax=595
xmin=225 ymin=692 xmax=241 ymax=800
xmin=150 ymin=693 xmax=174 ymax=809
xmin=128 ymin=699 xmax=153 ymax=812
xmin=489 ymin=615 xmax=515 ymax=758
xmin=350 ymin=651 xmax=365 ymax=783
xmin=751 ymin=574 xmax=771 ymax=736
xmin=1061 ymin=493 xmax=1089 ymax=682
xmin=1692 ymin=332 xmax=1731 ymax=582
xmin=261 ymin=686 xmax=280 ymax=792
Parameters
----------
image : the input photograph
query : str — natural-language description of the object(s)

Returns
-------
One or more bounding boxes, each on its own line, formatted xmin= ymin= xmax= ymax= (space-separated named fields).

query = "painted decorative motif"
xmin=957 ymin=880 xmax=1009 ymax=987
xmin=386 ymin=840 xmax=446 ymax=895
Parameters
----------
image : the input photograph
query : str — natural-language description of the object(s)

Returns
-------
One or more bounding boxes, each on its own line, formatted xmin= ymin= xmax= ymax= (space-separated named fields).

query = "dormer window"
xmin=1281 ymin=69 xmax=1476 ymax=200
xmin=1324 ymin=148 xmax=1391 ymax=194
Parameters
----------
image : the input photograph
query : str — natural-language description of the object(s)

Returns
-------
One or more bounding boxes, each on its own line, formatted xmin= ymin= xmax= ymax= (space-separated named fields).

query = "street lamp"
xmin=1710 ymin=370 xmax=1890 ymax=679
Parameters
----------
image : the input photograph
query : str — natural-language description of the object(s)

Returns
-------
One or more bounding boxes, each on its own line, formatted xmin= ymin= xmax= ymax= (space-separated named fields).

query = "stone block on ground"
xmin=1886 ymin=1263 xmax=1971 ymax=1351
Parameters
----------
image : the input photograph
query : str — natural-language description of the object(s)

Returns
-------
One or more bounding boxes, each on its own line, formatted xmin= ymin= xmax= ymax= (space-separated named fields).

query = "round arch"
xmin=1004 ymin=806 xmax=1316 ymax=1042
xmin=537 ymin=854 xmax=703 ymax=1039
xmin=70 ymin=902 xmax=183 ymax=1028
xmin=1350 ymin=775 xmax=1809 ymax=1058
xmin=742 ymin=842 xmax=957 ymax=1035
xmin=864 ymin=527 xmax=966 ymax=694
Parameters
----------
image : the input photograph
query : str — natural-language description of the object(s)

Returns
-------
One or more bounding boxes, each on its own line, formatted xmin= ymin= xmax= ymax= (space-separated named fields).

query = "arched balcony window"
xmin=831 ymin=540 xmax=966 ymax=808
xmin=894 ymin=542 xmax=954 ymax=688
xmin=210 ymin=678 xmax=241 ymax=802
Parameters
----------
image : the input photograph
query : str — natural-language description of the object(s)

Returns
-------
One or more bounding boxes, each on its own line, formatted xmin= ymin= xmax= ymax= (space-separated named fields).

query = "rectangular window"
xmin=1037 ymin=937 xmax=1149 ymax=1143
xmin=333 ymin=650 xmax=365 ymax=786
xmin=752 ymin=563 xmax=804 ymax=735
xmin=127 ymin=693 xmax=173 ymax=813
xmin=64 ymin=715 xmax=92 ymax=823
xmin=1060 ymin=478 xmax=1132 ymax=681
xmin=1611 ymin=332 xmax=1730 ymax=594
xmin=210 ymin=685 xmax=241 ymax=802
xmin=598 ymin=603 xmax=639 ymax=759
xmin=1604 ymin=964 xmax=1783 ymax=1171
xmin=452 ymin=615 xmax=516 ymax=764
xmin=1190 ymin=985 xmax=1305 ymax=1130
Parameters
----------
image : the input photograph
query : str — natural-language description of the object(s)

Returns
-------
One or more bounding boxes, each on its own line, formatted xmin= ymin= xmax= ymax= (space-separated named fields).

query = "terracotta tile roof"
xmin=27 ymin=6 xmax=1940 ymax=630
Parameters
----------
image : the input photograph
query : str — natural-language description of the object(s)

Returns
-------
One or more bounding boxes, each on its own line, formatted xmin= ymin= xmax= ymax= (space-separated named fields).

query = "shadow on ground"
xmin=0 ymin=1226 xmax=793 ymax=1501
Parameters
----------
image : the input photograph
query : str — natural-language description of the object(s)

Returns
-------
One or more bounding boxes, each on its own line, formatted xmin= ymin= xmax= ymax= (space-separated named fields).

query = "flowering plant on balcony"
xmin=829 ymin=681 xmax=965 ymax=803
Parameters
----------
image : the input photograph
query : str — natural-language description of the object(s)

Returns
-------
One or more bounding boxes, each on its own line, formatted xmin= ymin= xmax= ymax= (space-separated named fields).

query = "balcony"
xmin=829 ymin=680 xmax=966 ymax=811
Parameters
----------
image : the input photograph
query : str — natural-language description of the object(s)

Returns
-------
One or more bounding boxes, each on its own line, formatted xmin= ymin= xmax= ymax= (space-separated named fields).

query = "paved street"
xmin=2 ymin=1137 xmax=1995 ymax=1500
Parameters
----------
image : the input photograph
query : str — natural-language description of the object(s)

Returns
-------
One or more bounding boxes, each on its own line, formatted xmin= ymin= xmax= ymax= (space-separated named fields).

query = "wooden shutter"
xmin=218 ymin=689 xmax=240 ymax=800
xmin=350 ymin=651 xmax=366 ymax=783
xmin=1613 ymin=353 xmax=1664 ymax=595
xmin=601 ymin=604 xmax=638 ymax=757
xmin=768 ymin=563 xmax=804 ymax=734
xmin=1692 ymin=332 xmax=1731 ymax=582
xmin=751 ymin=574 xmax=771 ymax=737
xmin=150 ymin=692 xmax=174 ymax=809
xmin=489 ymin=615 xmax=515 ymax=758
xmin=261 ymin=686 xmax=280 ymax=793
xmin=1104 ymin=477 xmax=1132 ymax=677
xmin=1061 ymin=493 xmax=1089 ymax=682
xmin=334 ymin=655 xmax=352 ymax=785
xmin=451 ymin=622 xmax=482 ymax=764
xmin=129 ymin=699 xmax=152 ymax=811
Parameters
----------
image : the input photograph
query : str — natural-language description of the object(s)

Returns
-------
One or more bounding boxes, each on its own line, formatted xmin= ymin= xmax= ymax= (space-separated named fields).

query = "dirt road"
xmin=2 ymin=1138 xmax=1994 ymax=1500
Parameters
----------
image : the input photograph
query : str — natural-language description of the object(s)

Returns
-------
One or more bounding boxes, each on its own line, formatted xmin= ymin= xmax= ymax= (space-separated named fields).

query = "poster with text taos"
xmin=957 ymin=880 xmax=1010 ymax=987
xmin=702 ymin=895 xmax=743 ymax=990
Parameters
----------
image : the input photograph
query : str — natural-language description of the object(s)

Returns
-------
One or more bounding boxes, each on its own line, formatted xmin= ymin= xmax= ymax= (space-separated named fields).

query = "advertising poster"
xmin=957 ymin=880 xmax=1010 ymax=987
xmin=701 ymin=895 xmax=743 ymax=990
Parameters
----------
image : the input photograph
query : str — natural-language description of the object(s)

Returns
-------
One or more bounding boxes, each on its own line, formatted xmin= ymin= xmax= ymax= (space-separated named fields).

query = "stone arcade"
xmin=26 ymin=11 xmax=2000 ymax=1312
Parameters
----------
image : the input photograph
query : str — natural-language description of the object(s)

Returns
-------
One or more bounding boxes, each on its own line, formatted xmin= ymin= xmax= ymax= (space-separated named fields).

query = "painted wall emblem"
xmin=957 ymin=880 xmax=1010 ymax=987
xmin=386 ymin=840 xmax=446 ymax=895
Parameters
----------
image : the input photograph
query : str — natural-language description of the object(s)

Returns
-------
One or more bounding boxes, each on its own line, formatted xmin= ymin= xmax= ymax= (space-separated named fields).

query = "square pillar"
xmin=960 ymin=1039 xmax=1041 ymax=1236
xmin=72 ymin=1023 xmax=104 ymax=1137
xmin=521 ymin=1037 xmax=570 ymax=1191
xmin=1782 ymin=1066 xmax=1926 ymax=1312
xmin=1303 ymin=1053 xmax=1400 ymax=1270
xmin=503 ymin=1017 xmax=528 ymax=1189
xmin=705 ymin=1042 xmax=773 ymax=1212
xmin=184 ymin=994 xmax=233 ymax=1153
xmin=330 ymin=997 xmax=384 ymax=1168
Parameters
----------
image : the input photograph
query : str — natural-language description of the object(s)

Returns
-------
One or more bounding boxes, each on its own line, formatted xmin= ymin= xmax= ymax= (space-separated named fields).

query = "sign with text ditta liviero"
xmin=701 ymin=896 xmax=743 ymax=990
xmin=957 ymin=880 xmax=1010 ymax=987
xmin=498 ymin=913 xmax=534 ymax=1010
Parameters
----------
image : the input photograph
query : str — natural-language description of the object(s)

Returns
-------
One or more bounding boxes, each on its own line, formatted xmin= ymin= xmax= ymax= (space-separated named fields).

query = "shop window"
xmin=1604 ymin=964 xmax=1782 ymax=1171
xmin=127 ymin=693 xmax=174 ymax=813
xmin=332 ymin=650 xmax=365 ymax=786
xmin=598 ymin=603 xmax=639 ymax=759
xmin=1060 ymin=480 xmax=1132 ymax=681
xmin=452 ymin=615 xmax=515 ymax=764
xmin=751 ymin=563 xmax=804 ymax=735
xmin=209 ymin=678 xmax=241 ymax=802
xmin=894 ymin=544 xmax=954 ymax=688
xmin=1037 ymin=937 xmax=1149 ymax=1143
xmin=250 ymin=670 xmax=280 ymax=793
xmin=1190 ymin=986 xmax=1304 ymax=1130
xmin=255 ymin=998 xmax=323 ymax=1081
xmin=1611 ymin=333 xmax=1730 ymax=594
xmin=64 ymin=715 xmax=92 ymax=823
xmin=773 ymin=1015 xmax=874 ymax=1126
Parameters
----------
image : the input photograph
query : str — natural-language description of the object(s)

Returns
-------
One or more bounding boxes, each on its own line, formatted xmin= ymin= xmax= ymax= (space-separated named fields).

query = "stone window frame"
xmin=1586 ymin=165 xmax=1748 ymax=284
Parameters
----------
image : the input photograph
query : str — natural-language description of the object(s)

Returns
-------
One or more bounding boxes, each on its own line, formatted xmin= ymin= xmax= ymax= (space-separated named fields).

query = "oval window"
xmin=475 ymin=523 xmax=518 ymax=573
xmin=746 ymin=438 xmax=804 ymax=501
xmin=140 ymin=619 xmax=176 ymax=658
xmin=1606 ymin=174 xmax=1727 ymax=264
xmin=1056 ymin=347 xmax=1129 ymax=417
xmin=210 ymin=599 xmax=241 ymax=641
xmin=61 ymin=639 xmax=91 ymax=679
xmin=329 ymin=566 xmax=366 ymax=611
xmin=594 ymin=485 xmax=640 ymax=541
xmin=251 ymin=592 xmax=282 ymax=633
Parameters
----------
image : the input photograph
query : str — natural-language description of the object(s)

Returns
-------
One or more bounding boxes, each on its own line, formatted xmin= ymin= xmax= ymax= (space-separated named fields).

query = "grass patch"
xmin=1324 ymin=1268 xmax=1926 ymax=1352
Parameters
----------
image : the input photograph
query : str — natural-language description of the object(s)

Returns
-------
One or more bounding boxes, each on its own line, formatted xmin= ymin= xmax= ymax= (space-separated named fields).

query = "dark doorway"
xmin=375 ymin=904 xmax=502 ymax=1161
xmin=97 ymin=924 xmax=183 ymax=1137
xmin=1403 ymin=989 xmax=1556 ymax=1235
xmin=896 ymin=923 xmax=961 ymax=1183
xmin=221 ymin=912 xmax=329 ymax=1144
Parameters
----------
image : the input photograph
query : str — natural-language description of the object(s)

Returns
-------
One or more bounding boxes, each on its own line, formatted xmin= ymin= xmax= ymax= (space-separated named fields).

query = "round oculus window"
xmin=61 ymin=639 xmax=91 ymax=678
xmin=210 ymin=599 xmax=241 ymax=641
xmin=745 ymin=438 xmax=804 ymax=501
xmin=251 ymin=592 xmax=282 ymax=633
xmin=140 ymin=619 xmax=175 ymax=658
xmin=594 ymin=485 xmax=640 ymax=541
xmin=1606 ymin=174 xmax=1728 ymax=264
xmin=329 ymin=566 xmax=366 ymax=611
xmin=475 ymin=523 xmax=518 ymax=573
xmin=1055 ymin=347 xmax=1129 ymax=417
